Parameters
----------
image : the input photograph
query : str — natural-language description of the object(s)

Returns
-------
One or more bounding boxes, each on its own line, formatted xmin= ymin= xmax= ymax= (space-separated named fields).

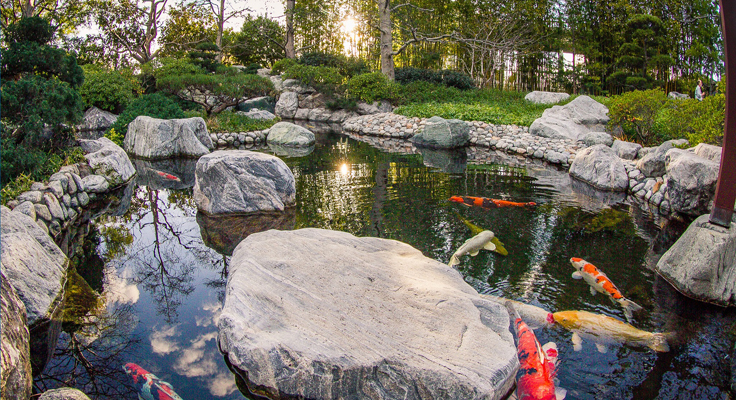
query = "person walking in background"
xmin=695 ymin=79 xmax=704 ymax=101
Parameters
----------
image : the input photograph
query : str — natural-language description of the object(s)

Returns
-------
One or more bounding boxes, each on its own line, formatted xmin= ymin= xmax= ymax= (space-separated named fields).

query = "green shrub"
xmin=347 ymin=72 xmax=397 ymax=103
xmin=395 ymin=81 xmax=461 ymax=104
xmin=139 ymin=57 xmax=204 ymax=93
xmin=1 ymin=144 xmax=85 ymax=197
xmin=282 ymin=64 xmax=344 ymax=94
xmin=157 ymin=73 xmax=273 ymax=115
xmin=243 ymin=63 xmax=261 ymax=74
xmin=271 ymin=58 xmax=297 ymax=75
xmin=185 ymin=109 xmax=278 ymax=133
xmin=297 ymin=52 xmax=369 ymax=78
xmin=395 ymin=103 xmax=511 ymax=124
xmin=104 ymin=127 xmax=124 ymax=147
xmin=108 ymin=93 xmax=185 ymax=137
xmin=325 ymin=97 xmax=357 ymax=111
xmin=79 ymin=64 xmax=142 ymax=113
xmin=689 ymin=94 xmax=725 ymax=145
xmin=607 ymin=89 xmax=668 ymax=145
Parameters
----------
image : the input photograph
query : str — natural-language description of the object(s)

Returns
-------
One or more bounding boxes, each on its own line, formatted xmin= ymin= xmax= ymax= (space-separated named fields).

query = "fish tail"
xmin=648 ymin=333 xmax=670 ymax=352
xmin=448 ymin=255 xmax=460 ymax=267
xmin=620 ymin=298 xmax=643 ymax=319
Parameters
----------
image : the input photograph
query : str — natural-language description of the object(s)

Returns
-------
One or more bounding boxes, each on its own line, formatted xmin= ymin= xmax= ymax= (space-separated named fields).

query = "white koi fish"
xmin=448 ymin=230 xmax=496 ymax=267
xmin=553 ymin=310 xmax=670 ymax=353
xmin=481 ymin=295 xmax=556 ymax=330
xmin=570 ymin=257 xmax=642 ymax=322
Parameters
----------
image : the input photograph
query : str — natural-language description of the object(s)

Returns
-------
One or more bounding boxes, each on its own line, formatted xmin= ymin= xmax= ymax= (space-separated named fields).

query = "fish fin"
xmin=571 ymin=332 xmax=583 ymax=351
xmin=571 ymin=271 xmax=583 ymax=279
xmin=555 ymin=387 xmax=568 ymax=400
xmin=621 ymin=298 xmax=643 ymax=315
xmin=483 ymin=242 xmax=496 ymax=251
xmin=648 ymin=333 xmax=671 ymax=352
xmin=470 ymin=250 xmax=480 ymax=256
xmin=448 ymin=255 xmax=460 ymax=267
xmin=490 ymin=237 xmax=508 ymax=256
xmin=590 ymin=286 xmax=597 ymax=296
xmin=595 ymin=343 xmax=608 ymax=353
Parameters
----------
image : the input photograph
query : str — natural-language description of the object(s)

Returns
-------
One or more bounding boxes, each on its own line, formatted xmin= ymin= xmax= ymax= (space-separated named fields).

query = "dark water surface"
xmin=35 ymin=129 xmax=736 ymax=399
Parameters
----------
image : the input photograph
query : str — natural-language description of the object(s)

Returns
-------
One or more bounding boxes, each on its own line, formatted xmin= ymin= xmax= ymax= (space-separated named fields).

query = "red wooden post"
xmin=710 ymin=0 xmax=736 ymax=227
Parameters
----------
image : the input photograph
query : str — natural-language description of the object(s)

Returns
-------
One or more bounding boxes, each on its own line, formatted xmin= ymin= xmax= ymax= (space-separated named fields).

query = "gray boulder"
xmin=1 ymin=272 xmax=32 ymax=400
xmin=411 ymin=116 xmax=470 ymax=149
xmin=664 ymin=149 xmax=719 ymax=216
xmin=611 ymin=140 xmax=642 ymax=160
xmin=355 ymin=101 xmax=391 ymax=115
xmin=583 ymin=131 xmax=614 ymax=147
xmin=274 ymin=91 xmax=298 ymax=118
xmin=668 ymin=91 xmax=690 ymax=100
xmin=692 ymin=143 xmax=722 ymax=164
xmin=267 ymin=122 xmax=315 ymax=147
xmin=76 ymin=106 xmax=118 ymax=132
xmin=38 ymin=388 xmax=92 ymax=400
xmin=238 ymin=109 xmax=276 ymax=121
xmin=79 ymin=137 xmax=136 ymax=186
xmin=0 ymin=206 xmax=68 ymax=327
xmin=524 ymin=91 xmax=570 ymax=104
xmin=656 ymin=214 xmax=736 ymax=306
xmin=270 ymin=75 xmax=284 ymax=92
xmin=635 ymin=139 xmax=688 ymax=177
xmin=307 ymin=107 xmax=332 ymax=122
xmin=569 ymin=144 xmax=629 ymax=191
xmin=124 ymin=116 xmax=214 ymax=159
xmin=193 ymin=150 xmax=296 ymax=214
xmin=300 ymin=93 xmax=326 ymax=109
xmin=218 ymin=228 xmax=517 ymax=400
xmin=529 ymin=95 xmax=610 ymax=141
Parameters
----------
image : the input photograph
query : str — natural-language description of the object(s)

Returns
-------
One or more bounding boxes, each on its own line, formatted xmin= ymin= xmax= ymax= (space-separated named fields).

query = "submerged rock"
xmin=1 ymin=272 xmax=32 ymax=400
xmin=124 ymin=116 xmax=214 ymax=159
xmin=38 ymin=388 xmax=92 ymax=400
xmin=218 ymin=228 xmax=517 ymax=400
xmin=656 ymin=214 xmax=736 ymax=306
xmin=529 ymin=95 xmax=609 ymax=141
xmin=569 ymin=144 xmax=629 ymax=191
xmin=193 ymin=150 xmax=296 ymax=214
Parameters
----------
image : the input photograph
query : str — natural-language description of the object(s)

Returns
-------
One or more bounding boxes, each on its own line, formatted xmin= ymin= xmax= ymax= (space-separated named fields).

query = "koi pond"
xmin=35 ymin=128 xmax=736 ymax=400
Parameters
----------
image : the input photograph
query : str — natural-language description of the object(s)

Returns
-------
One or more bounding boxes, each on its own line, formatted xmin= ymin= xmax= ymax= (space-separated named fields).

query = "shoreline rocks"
xmin=266 ymin=121 xmax=315 ymax=147
xmin=124 ymin=116 xmax=214 ymax=159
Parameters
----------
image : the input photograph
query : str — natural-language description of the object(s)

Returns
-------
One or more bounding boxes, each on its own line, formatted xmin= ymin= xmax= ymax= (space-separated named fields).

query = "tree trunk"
xmin=285 ymin=0 xmax=295 ymax=58
xmin=378 ymin=0 xmax=394 ymax=80
xmin=216 ymin=0 xmax=225 ymax=62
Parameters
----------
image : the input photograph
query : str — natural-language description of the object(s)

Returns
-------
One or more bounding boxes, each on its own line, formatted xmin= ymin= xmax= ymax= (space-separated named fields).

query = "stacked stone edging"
xmin=209 ymin=129 xmax=268 ymax=148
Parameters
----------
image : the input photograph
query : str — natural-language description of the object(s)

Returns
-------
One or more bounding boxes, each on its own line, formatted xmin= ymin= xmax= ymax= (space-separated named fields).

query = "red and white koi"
xmin=569 ymin=258 xmax=643 ymax=322
xmin=123 ymin=363 xmax=183 ymax=400
xmin=449 ymin=195 xmax=537 ymax=209
xmin=506 ymin=303 xmax=566 ymax=400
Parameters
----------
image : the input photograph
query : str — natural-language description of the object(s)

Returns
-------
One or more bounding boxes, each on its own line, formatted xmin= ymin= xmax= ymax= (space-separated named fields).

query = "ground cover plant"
xmin=183 ymin=110 xmax=278 ymax=133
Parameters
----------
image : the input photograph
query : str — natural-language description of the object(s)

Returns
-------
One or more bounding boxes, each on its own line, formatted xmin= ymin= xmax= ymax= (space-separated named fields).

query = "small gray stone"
xmin=81 ymin=175 xmax=109 ymax=193
xmin=47 ymin=180 xmax=65 ymax=198
xmin=61 ymin=194 xmax=72 ymax=208
xmin=13 ymin=201 xmax=36 ymax=220
xmin=35 ymin=219 xmax=49 ymax=234
xmin=17 ymin=191 xmax=43 ymax=204
xmin=44 ymin=193 xmax=64 ymax=220
xmin=30 ymin=182 xmax=46 ymax=191
xmin=34 ymin=204 xmax=52 ymax=222
xmin=77 ymin=192 xmax=90 ymax=207
xmin=583 ymin=131 xmax=614 ymax=147
xmin=66 ymin=174 xmax=78 ymax=194
xmin=71 ymin=173 xmax=85 ymax=192
xmin=49 ymin=220 xmax=61 ymax=236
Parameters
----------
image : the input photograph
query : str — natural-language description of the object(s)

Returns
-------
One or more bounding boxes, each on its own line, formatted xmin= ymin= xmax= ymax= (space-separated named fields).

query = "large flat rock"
xmin=124 ymin=116 xmax=214 ymax=159
xmin=1 ymin=272 xmax=32 ymax=400
xmin=529 ymin=95 xmax=609 ymax=141
xmin=218 ymin=228 xmax=517 ymax=400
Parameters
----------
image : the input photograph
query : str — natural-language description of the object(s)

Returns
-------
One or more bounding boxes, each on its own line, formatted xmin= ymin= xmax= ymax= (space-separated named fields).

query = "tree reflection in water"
xmin=35 ymin=304 xmax=140 ymax=398
xmin=115 ymin=187 xmax=227 ymax=324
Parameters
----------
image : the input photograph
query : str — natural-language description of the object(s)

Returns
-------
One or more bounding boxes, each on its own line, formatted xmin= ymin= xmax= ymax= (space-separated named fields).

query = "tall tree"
xmin=159 ymin=1 xmax=216 ymax=57
xmin=0 ymin=0 xmax=89 ymax=33
xmin=90 ymin=0 xmax=168 ymax=65
xmin=194 ymin=0 xmax=251 ymax=61
xmin=286 ymin=0 xmax=295 ymax=58
xmin=225 ymin=14 xmax=285 ymax=66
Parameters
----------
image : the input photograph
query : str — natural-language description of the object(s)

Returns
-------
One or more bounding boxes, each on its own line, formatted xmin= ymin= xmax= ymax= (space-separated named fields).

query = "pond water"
xmin=34 ymin=128 xmax=736 ymax=400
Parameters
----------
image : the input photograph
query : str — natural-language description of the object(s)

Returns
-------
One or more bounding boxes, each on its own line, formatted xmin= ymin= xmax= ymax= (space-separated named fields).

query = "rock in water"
xmin=193 ymin=150 xmax=296 ymax=214
xmin=411 ymin=116 xmax=470 ymax=149
xmin=266 ymin=122 xmax=315 ymax=147
xmin=124 ymin=116 xmax=214 ymax=159
xmin=218 ymin=228 xmax=518 ymax=400
xmin=569 ymin=144 xmax=629 ymax=191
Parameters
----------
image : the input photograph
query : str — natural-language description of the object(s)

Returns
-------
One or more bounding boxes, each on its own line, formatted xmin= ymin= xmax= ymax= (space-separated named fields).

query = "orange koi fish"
xmin=506 ymin=303 xmax=566 ymax=400
xmin=155 ymin=170 xmax=181 ymax=182
xmin=570 ymin=258 xmax=643 ymax=322
xmin=449 ymin=195 xmax=536 ymax=209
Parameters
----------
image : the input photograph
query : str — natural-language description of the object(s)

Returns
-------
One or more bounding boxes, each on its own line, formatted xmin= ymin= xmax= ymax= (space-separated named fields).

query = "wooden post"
xmin=710 ymin=0 xmax=736 ymax=228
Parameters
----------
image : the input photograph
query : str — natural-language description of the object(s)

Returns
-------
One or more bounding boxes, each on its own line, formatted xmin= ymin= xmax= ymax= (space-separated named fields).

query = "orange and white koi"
xmin=569 ymin=258 xmax=642 ymax=322
xmin=123 ymin=363 xmax=183 ymax=400
xmin=506 ymin=303 xmax=566 ymax=400
xmin=553 ymin=310 xmax=670 ymax=353
xmin=450 ymin=195 xmax=536 ymax=209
